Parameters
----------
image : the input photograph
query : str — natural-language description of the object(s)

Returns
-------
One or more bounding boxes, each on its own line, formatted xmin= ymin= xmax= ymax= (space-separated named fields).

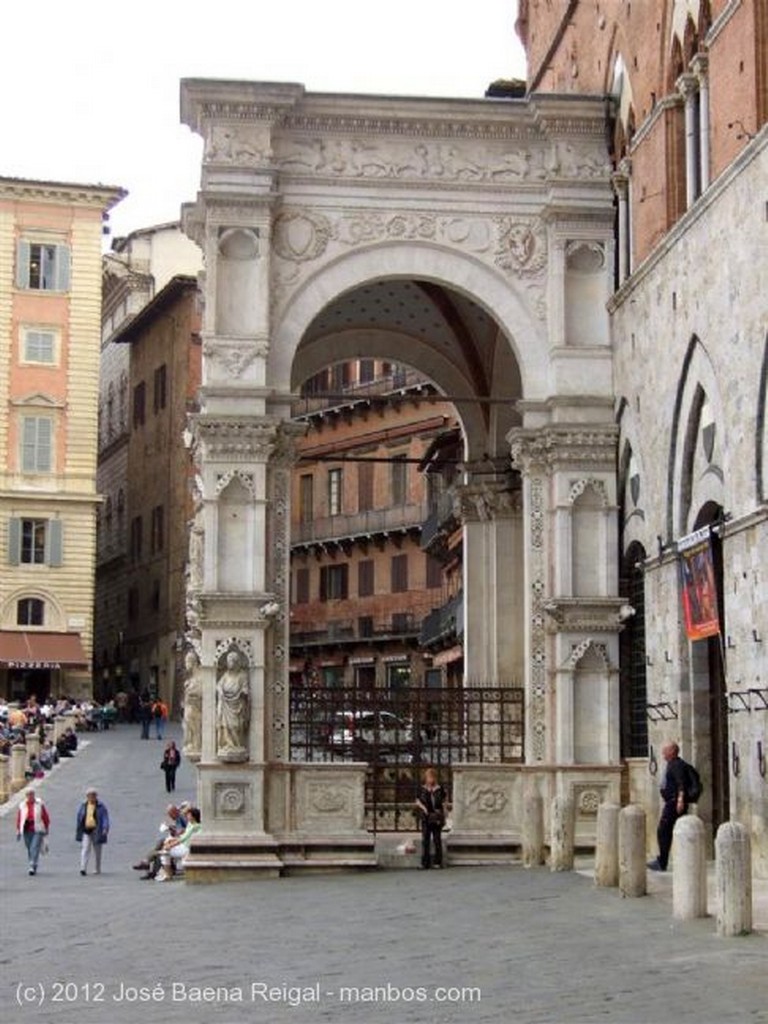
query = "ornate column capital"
xmin=509 ymin=425 xmax=618 ymax=474
xmin=676 ymin=71 xmax=699 ymax=101
xmin=454 ymin=482 xmax=522 ymax=522
xmin=192 ymin=414 xmax=282 ymax=461
xmin=690 ymin=52 xmax=708 ymax=83
xmin=611 ymin=157 xmax=631 ymax=198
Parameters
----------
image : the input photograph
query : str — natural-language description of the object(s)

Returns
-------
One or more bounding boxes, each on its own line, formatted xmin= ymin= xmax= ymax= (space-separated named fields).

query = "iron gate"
xmin=289 ymin=685 xmax=524 ymax=831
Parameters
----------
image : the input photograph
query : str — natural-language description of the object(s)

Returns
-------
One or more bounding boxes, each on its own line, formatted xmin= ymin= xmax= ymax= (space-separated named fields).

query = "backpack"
xmin=683 ymin=761 xmax=703 ymax=804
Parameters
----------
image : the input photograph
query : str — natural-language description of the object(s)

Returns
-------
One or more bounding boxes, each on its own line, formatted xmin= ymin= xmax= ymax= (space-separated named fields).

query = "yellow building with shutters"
xmin=0 ymin=177 xmax=125 ymax=701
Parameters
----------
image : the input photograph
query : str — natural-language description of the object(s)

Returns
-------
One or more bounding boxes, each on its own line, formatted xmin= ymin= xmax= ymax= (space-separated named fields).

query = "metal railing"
xmin=420 ymin=488 xmax=459 ymax=550
xmin=289 ymin=684 xmax=524 ymax=831
xmin=419 ymin=591 xmax=464 ymax=647
xmin=290 ymin=612 xmax=423 ymax=647
xmin=294 ymin=502 xmax=427 ymax=545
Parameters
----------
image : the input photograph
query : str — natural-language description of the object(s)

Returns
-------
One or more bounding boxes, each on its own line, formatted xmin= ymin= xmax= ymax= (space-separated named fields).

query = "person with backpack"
xmin=151 ymin=698 xmax=168 ymax=741
xmin=647 ymin=741 xmax=699 ymax=871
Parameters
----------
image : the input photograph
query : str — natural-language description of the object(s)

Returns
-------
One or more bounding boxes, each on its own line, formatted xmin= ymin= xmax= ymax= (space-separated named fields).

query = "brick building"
xmin=97 ymin=275 xmax=202 ymax=709
xmin=289 ymin=361 xmax=458 ymax=694
xmin=518 ymin=0 xmax=768 ymax=868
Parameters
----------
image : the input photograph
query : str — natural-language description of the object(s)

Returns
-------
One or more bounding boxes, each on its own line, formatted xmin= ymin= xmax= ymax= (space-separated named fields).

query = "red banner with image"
xmin=678 ymin=528 xmax=720 ymax=640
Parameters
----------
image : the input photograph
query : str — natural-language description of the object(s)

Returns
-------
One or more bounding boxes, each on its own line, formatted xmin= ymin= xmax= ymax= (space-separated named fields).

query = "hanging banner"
xmin=677 ymin=527 xmax=720 ymax=640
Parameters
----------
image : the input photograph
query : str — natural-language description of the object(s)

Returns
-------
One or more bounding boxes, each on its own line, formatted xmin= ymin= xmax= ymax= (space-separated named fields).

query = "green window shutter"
xmin=47 ymin=519 xmax=63 ymax=566
xmin=55 ymin=245 xmax=71 ymax=291
xmin=16 ymin=241 xmax=30 ymax=288
xmin=8 ymin=518 xmax=21 ymax=564
xmin=38 ymin=418 xmax=52 ymax=471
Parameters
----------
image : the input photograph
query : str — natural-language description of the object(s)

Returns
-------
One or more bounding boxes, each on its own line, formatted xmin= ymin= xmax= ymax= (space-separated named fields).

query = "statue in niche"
xmin=182 ymin=650 xmax=203 ymax=761
xmin=216 ymin=650 xmax=250 ymax=762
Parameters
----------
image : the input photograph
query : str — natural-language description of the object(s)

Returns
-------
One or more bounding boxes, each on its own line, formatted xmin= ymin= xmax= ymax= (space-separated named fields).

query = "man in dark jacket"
xmin=76 ymin=787 xmax=110 ymax=875
xmin=648 ymin=741 xmax=689 ymax=871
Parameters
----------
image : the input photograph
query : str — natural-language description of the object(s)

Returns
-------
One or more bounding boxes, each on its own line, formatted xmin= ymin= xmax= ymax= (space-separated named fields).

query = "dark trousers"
xmin=657 ymin=800 xmax=685 ymax=869
xmin=164 ymin=768 xmax=177 ymax=793
xmin=421 ymin=819 xmax=443 ymax=868
xmin=140 ymin=718 xmax=150 ymax=739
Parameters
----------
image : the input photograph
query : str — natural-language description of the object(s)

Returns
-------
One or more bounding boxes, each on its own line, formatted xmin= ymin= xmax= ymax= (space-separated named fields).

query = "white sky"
xmin=2 ymin=1 xmax=526 ymax=241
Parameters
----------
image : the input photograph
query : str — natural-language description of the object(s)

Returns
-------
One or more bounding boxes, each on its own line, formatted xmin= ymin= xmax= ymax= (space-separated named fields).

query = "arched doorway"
xmin=690 ymin=501 xmax=729 ymax=833
xmin=178 ymin=78 xmax=622 ymax=875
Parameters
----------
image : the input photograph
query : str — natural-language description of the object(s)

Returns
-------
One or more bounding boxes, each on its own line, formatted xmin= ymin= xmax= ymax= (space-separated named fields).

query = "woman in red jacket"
xmin=16 ymin=789 xmax=50 ymax=876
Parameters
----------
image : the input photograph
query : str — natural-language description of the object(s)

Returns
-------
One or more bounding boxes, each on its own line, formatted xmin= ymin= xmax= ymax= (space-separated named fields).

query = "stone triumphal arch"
xmin=179 ymin=80 xmax=624 ymax=877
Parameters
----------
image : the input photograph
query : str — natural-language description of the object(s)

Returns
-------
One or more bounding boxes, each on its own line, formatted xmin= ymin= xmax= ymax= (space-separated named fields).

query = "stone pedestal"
xmin=10 ymin=745 xmax=27 ymax=793
xmin=619 ymin=804 xmax=646 ymax=897
xmin=25 ymin=734 xmax=40 ymax=761
xmin=522 ymin=790 xmax=545 ymax=868
xmin=672 ymin=814 xmax=707 ymax=920
xmin=0 ymin=754 xmax=9 ymax=803
xmin=550 ymin=796 xmax=575 ymax=871
xmin=594 ymin=802 xmax=620 ymax=887
xmin=716 ymin=821 xmax=752 ymax=936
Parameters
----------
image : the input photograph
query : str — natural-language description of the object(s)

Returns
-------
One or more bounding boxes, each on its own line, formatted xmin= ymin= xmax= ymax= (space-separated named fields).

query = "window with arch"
xmin=17 ymin=597 xmax=44 ymax=626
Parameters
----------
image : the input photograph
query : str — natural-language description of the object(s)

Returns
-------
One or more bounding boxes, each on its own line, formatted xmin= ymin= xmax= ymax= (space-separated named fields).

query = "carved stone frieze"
xmin=273 ymin=209 xmax=332 ymax=262
xmin=568 ymin=477 xmax=609 ymax=505
xmin=454 ymin=484 xmax=522 ymax=522
xmin=542 ymin=599 xmax=625 ymax=635
xmin=268 ymin=455 xmax=291 ymax=760
xmin=195 ymin=418 xmax=280 ymax=459
xmin=308 ymin=783 xmax=350 ymax=814
xmin=529 ymin=475 xmax=547 ymax=761
xmin=574 ymin=786 xmax=607 ymax=816
xmin=566 ymin=639 xmax=610 ymax=668
xmin=203 ymin=340 xmax=269 ymax=378
xmin=495 ymin=217 xmax=548 ymax=275
xmin=275 ymin=137 xmax=552 ymax=183
xmin=205 ymin=125 xmax=271 ymax=166
xmin=214 ymin=637 xmax=254 ymax=666
xmin=214 ymin=783 xmax=248 ymax=816
xmin=467 ymin=783 xmax=509 ymax=814
xmin=509 ymin=428 xmax=618 ymax=473
xmin=215 ymin=470 xmax=256 ymax=498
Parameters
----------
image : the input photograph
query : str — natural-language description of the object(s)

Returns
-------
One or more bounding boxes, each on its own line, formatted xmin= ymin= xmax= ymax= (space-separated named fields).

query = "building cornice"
xmin=0 ymin=176 xmax=126 ymax=212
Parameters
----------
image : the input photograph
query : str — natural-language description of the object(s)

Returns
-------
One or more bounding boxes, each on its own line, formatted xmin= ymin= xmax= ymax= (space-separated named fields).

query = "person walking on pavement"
xmin=76 ymin=786 xmax=110 ymax=875
xmin=16 ymin=788 xmax=50 ymax=875
xmin=160 ymin=740 xmax=181 ymax=793
xmin=152 ymin=697 xmax=169 ymax=741
xmin=648 ymin=741 xmax=689 ymax=871
xmin=138 ymin=694 xmax=152 ymax=740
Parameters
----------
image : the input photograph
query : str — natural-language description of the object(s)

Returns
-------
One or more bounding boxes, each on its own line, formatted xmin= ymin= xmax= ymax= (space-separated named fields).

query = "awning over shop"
xmin=0 ymin=631 xmax=88 ymax=670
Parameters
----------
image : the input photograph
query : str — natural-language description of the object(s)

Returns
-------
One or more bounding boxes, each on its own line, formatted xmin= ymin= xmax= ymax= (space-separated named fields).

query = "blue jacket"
xmin=75 ymin=800 xmax=110 ymax=843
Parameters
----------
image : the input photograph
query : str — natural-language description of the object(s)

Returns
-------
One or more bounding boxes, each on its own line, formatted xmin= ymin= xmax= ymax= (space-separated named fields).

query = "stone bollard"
xmin=715 ymin=821 xmax=752 ymax=937
xmin=550 ymin=795 xmax=575 ymax=871
xmin=10 ymin=744 xmax=28 ymax=794
xmin=0 ymin=754 xmax=9 ymax=803
xmin=522 ymin=790 xmax=545 ymax=868
xmin=672 ymin=814 xmax=707 ymax=920
xmin=25 ymin=733 xmax=40 ymax=760
xmin=619 ymin=804 xmax=646 ymax=897
xmin=594 ymin=802 xmax=620 ymax=887
xmin=52 ymin=717 xmax=68 ymax=744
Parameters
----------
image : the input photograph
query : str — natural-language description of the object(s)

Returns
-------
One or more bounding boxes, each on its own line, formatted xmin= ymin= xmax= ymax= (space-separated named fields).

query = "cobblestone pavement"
xmin=1 ymin=724 xmax=766 ymax=1024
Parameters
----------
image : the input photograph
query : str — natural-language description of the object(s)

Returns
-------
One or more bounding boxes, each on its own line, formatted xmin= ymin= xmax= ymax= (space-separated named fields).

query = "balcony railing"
xmin=292 ymin=367 xmax=432 ymax=416
xmin=420 ymin=590 xmax=464 ymax=647
xmin=290 ymin=612 xmax=423 ymax=647
xmin=420 ymin=489 xmax=459 ymax=550
xmin=293 ymin=502 xmax=427 ymax=545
